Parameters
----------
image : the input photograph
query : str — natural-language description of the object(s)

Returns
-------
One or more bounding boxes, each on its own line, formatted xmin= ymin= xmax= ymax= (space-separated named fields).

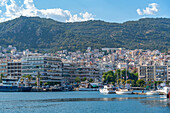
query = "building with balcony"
xmin=63 ymin=63 xmax=102 ymax=83
xmin=7 ymin=61 xmax=21 ymax=78
xmin=74 ymin=67 xmax=102 ymax=82
xmin=138 ymin=65 xmax=168 ymax=82
xmin=0 ymin=58 xmax=7 ymax=76
xmin=21 ymin=56 xmax=63 ymax=85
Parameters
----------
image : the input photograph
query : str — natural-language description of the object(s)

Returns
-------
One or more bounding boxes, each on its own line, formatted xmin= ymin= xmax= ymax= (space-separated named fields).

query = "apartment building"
xmin=168 ymin=65 xmax=170 ymax=81
xmin=138 ymin=65 xmax=168 ymax=82
xmin=0 ymin=58 xmax=7 ymax=76
xmin=166 ymin=60 xmax=170 ymax=81
xmin=7 ymin=60 xmax=22 ymax=78
xmin=21 ymin=56 xmax=63 ymax=85
xmin=62 ymin=63 xmax=76 ymax=83
xmin=74 ymin=67 xmax=102 ymax=82
xmin=63 ymin=63 xmax=102 ymax=83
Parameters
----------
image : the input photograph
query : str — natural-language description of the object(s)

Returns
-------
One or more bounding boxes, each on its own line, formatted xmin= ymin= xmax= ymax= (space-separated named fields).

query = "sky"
xmin=0 ymin=0 xmax=169 ymax=23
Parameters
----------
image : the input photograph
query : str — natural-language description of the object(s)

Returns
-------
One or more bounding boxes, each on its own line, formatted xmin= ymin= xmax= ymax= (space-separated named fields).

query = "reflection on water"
xmin=140 ymin=99 xmax=170 ymax=108
xmin=0 ymin=96 xmax=159 ymax=103
xmin=3 ymin=96 xmax=169 ymax=110
xmin=5 ymin=103 xmax=63 ymax=109
xmin=1 ymin=91 xmax=170 ymax=113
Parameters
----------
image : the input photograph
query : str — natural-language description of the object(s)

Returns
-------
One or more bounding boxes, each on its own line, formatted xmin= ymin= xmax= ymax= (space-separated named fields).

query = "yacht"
xmin=146 ymin=90 xmax=159 ymax=95
xmin=156 ymin=86 xmax=170 ymax=95
xmin=99 ymin=85 xmax=116 ymax=94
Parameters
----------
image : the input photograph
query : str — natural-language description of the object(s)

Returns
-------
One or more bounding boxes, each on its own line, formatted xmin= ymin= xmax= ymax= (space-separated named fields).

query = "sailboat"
xmin=116 ymin=66 xmax=133 ymax=94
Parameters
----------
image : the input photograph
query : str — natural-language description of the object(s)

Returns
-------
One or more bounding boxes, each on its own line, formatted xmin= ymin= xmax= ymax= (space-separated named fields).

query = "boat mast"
xmin=120 ymin=70 xmax=122 ymax=87
xmin=117 ymin=70 xmax=118 ymax=87
xmin=126 ymin=62 xmax=127 ymax=84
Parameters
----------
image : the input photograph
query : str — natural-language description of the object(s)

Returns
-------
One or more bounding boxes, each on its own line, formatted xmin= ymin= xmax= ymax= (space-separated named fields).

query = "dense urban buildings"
xmin=0 ymin=45 xmax=169 ymax=85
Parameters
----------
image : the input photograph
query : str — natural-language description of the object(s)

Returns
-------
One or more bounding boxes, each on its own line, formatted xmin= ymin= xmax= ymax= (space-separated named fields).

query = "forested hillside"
xmin=0 ymin=16 xmax=169 ymax=52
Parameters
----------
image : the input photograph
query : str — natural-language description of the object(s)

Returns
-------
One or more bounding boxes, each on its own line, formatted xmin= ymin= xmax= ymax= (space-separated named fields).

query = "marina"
xmin=0 ymin=91 xmax=170 ymax=113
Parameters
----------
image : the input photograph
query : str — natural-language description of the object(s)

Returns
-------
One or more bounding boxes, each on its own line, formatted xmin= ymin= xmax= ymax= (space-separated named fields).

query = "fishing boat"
xmin=0 ymin=78 xmax=32 ymax=92
xmin=99 ymin=85 xmax=116 ymax=94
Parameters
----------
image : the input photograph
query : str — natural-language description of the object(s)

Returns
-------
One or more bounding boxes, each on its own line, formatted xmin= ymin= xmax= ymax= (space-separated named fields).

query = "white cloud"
xmin=137 ymin=3 xmax=159 ymax=15
xmin=136 ymin=9 xmax=142 ymax=15
xmin=67 ymin=12 xmax=94 ymax=22
xmin=0 ymin=0 xmax=94 ymax=23
xmin=0 ymin=0 xmax=7 ymax=6
xmin=0 ymin=10 xmax=2 ymax=14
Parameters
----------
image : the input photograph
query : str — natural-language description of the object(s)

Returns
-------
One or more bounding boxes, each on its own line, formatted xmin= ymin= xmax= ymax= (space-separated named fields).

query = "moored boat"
xmin=115 ymin=88 xmax=133 ymax=94
xmin=146 ymin=90 xmax=159 ymax=95
xmin=0 ymin=78 xmax=32 ymax=92
xmin=79 ymin=82 xmax=101 ymax=91
xmin=99 ymin=85 xmax=116 ymax=94
xmin=156 ymin=86 xmax=170 ymax=95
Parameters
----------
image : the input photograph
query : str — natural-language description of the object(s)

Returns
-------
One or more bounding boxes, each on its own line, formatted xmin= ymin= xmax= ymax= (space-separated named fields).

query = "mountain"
xmin=0 ymin=16 xmax=169 ymax=52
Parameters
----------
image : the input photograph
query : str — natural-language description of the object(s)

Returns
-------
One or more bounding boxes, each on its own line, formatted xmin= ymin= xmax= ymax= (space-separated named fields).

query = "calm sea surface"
xmin=0 ymin=91 xmax=170 ymax=113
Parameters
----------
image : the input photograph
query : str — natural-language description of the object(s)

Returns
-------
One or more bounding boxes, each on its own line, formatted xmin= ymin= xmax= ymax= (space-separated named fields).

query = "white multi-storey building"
xmin=21 ymin=55 xmax=63 ymax=85
xmin=138 ymin=65 xmax=168 ymax=82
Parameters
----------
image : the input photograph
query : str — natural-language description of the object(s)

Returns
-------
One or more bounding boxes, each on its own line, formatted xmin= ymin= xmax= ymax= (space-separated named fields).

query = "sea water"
xmin=0 ymin=91 xmax=169 ymax=113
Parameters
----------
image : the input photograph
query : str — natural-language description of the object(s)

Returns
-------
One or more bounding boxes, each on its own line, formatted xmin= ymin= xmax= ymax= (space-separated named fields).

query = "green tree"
xmin=125 ymin=79 xmax=131 ymax=84
xmin=89 ymin=78 xmax=94 ymax=83
xmin=81 ymin=77 xmax=87 ymax=81
xmin=25 ymin=75 xmax=32 ymax=86
xmin=136 ymin=79 xmax=145 ymax=87
xmin=131 ymin=80 xmax=135 ymax=87
xmin=102 ymin=71 xmax=116 ymax=84
xmin=166 ymin=81 xmax=170 ymax=85
xmin=114 ymin=69 xmax=138 ymax=86
xmin=157 ymin=81 xmax=163 ymax=85
xmin=75 ymin=77 xmax=80 ymax=83
xmin=44 ymin=82 xmax=48 ymax=86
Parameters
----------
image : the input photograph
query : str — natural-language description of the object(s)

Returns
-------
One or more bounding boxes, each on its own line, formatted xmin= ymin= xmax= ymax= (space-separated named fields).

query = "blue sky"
xmin=0 ymin=0 xmax=169 ymax=23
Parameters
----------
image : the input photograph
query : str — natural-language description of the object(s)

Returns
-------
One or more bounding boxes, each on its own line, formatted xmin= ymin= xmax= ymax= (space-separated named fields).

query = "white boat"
xmin=115 ymin=88 xmax=133 ymax=94
xmin=99 ymin=85 xmax=116 ymax=94
xmin=156 ymin=86 xmax=170 ymax=95
xmin=146 ymin=90 xmax=159 ymax=95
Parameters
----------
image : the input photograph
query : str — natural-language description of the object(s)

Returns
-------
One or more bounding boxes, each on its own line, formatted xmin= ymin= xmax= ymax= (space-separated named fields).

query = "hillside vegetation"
xmin=0 ymin=16 xmax=169 ymax=52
